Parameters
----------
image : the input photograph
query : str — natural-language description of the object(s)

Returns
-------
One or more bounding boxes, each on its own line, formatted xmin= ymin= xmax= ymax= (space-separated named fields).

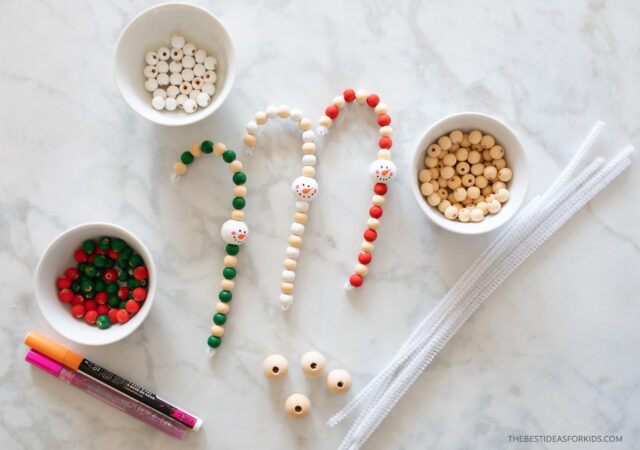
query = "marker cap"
xmin=25 ymin=349 xmax=63 ymax=376
xmin=24 ymin=332 xmax=84 ymax=370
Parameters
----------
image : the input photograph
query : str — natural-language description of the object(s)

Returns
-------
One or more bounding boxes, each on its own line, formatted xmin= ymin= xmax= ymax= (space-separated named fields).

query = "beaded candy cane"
xmin=242 ymin=104 xmax=318 ymax=311
xmin=317 ymin=89 xmax=397 ymax=289
xmin=172 ymin=140 xmax=249 ymax=350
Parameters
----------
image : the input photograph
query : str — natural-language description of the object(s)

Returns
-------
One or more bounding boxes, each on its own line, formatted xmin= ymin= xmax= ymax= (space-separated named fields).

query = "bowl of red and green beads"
xmin=35 ymin=223 xmax=157 ymax=346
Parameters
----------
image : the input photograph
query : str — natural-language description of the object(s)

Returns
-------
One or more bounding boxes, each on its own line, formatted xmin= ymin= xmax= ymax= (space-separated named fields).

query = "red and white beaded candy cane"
xmin=242 ymin=105 xmax=318 ymax=311
xmin=316 ymin=89 xmax=397 ymax=289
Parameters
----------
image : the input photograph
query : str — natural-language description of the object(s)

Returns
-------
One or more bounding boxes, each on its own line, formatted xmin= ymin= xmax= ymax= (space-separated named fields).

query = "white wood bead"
xmin=204 ymin=56 xmax=217 ymax=70
xmin=362 ymin=241 xmax=374 ymax=252
xmin=470 ymin=208 xmax=484 ymax=222
xmin=156 ymin=60 xmax=169 ymax=73
xmin=367 ymin=218 xmax=380 ymax=229
xmin=378 ymin=149 xmax=391 ymax=160
xmin=291 ymin=223 xmax=304 ymax=235
xmin=246 ymin=121 xmax=259 ymax=134
xmin=355 ymin=90 xmax=368 ymax=104
xmin=302 ymin=154 xmax=316 ymax=166
xmin=295 ymin=201 xmax=309 ymax=212
xmin=372 ymin=195 xmax=385 ymax=206
xmin=282 ymin=270 xmax=296 ymax=282
xmin=165 ymin=97 xmax=177 ymax=111
xmin=286 ymin=246 xmax=300 ymax=259
xmin=290 ymin=108 xmax=303 ymax=121
xmin=151 ymin=96 xmax=165 ymax=110
xmin=333 ymin=96 xmax=346 ymax=109
xmin=255 ymin=111 xmax=267 ymax=125
xmin=285 ymin=393 xmax=310 ymax=419
xmin=477 ymin=201 xmax=489 ymax=215
xmin=374 ymin=102 xmax=387 ymax=115
xmin=144 ymin=65 xmax=158 ymax=78
xmin=277 ymin=105 xmax=290 ymax=118
xmin=379 ymin=126 xmax=393 ymax=137
xmin=496 ymin=188 xmax=510 ymax=203
xmin=326 ymin=369 xmax=352 ymax=395
xmin=145 ymin=51 xmax=158 ymax=65
xmin=279 ymin=294 xmax=293 ymax=309
xmin=263 ymin=354 xmax=289 ymax=381
xmin=144 ymin=78 xmax=158 ymax=92
xmin=194 ymin=49 xmax=206 ymax=63
xmin=444 ymin=205 xmax=459 ymax=220
xmin=181 ymin=68 xmax=194 ymax=82
xmin=193 ymin=63 xmax=205 ymax=77
xmin=170 ymin=35 xmax=185 ymax=49
xmin=152 ymin=88 xmax=166 ymax=98
xmin=355 ymin=263 xmax=369 ymax=276
xmin=302 ymin=130 xmax=315 ymax=142
xmin=265 ymin=105 xmax=277 ymax=118
xmin=169 ymin=72 xmax=182 ymax=86
xmin=216 ymin=302 xmax=230 ymax=314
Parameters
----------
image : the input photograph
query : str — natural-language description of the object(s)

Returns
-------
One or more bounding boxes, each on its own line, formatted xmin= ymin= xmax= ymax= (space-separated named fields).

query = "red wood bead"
xmin=95 ymin=292 xmax=108 ymax=305
xmin=366 ymin=93 xmax=380 ymax=107
xmin=117 ymin=309 xmax=130 ymax=323
xmin=349 ymin=274 xmax=363 ymax=287
xmin=108 ymin=308 xmax=119 ymax=323
xmin=377 ymin=114 xmax=391 ymax=126
xmin=133 ymin=266 xmax=148 ymax=280
xmin=65 ymin=267 xmax=80 ymax=281
xmin=369 ymin=206 xmax=383 ymax=218
xmin=56 ymin=277 xmax=71 ymax=290
xmin=74 ymin=250 xmax=88 ymax=263
xmin=379 ymin=137 xmax=392 ymax=149
xmin=71 ymin=294 xmax=85 ymax=306
xmin=358 ymin=252 xmax=372 ymax=265
xmin=103 ymin=269 xmax=117 ymax=282
xmin=125 ymin=300 xmax=140 ymax=314
xmin=343 ymin=89 xmax=355 ymax=102
xmin=117 ymin=286 xmax=129 ymax=300
xmin=132 ymin=287 xmax=147 ymax=301
xmin=58 ymin=289 xmax=73 ymax=303
xmin=84 ymin=300 xmax=97 ymax=311
xmin=88 ymin=254 xmax=95 ymax=264
xmin=325 ymin=105 xmax=339 ymax=119
xmin=84 ymin=310 xmax=98 ymax=325
xmin=71 ymin=304 xmax=85 ymax=318
xmin=108 ymin=249 xmax=119 ymax=260
xmin=96 ymin=304 xmax=109 ymax=316
xmin=364 ymin=229 xmax=377 ymax=242
xmin=374 ymin=183 xmax=387 ymax=195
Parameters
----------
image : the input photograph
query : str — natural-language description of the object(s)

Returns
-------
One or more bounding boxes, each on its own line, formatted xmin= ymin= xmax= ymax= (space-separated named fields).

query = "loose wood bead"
xmin=285 ymin=393 xmax=310 ymax=419
xmin=221 ymin=279 xmax=235 ymax=291
xmin=488 ymin=199 xmax=501 ymax=214
xmin=456 ymin=161 xmax=470 ymax=175
xmin=437 ymin=150 xmax=447 ymax=160
xmin=211 ymin=324 xmax=224 ymax=337
xmin=288 ymin=235 xmax=302 ymax=247
xmin=453 ymin=187 xmax=467 ymax=202
xmin=438 ymin=199 xmax=451 ymax=213
xmin=489 ymin=145 xmax=504 ymax=160
xmin=450 ymin=143 xmax=460 ymax=152
xmin=299 ymin=118 xmax=312 ymax=131
xmin=378 ymin=149 xmax=391 ymax=160
xmin=447 ymin=193 xmax=456 ymax=204
xmin=484 ymin=166 xmax=498 ymax=180
xmin=174 ymin=161 xmax=187 ymax=175
xmin=326 ymin=369 xmax=352 ymax=395
xmin=216 ymin=302 xmax=230 ymax=314
xmin=455 ymin=148 xmax=468 ymax=162
xmin=449 ymin=129 xmax=463 ymax=144
xmin=243 ymin=134 xmax=257 ymax=147
xmin=444 ymin=205 xmax=459 ymax=220
xmin=442 ymin=153 xmax=457 ymax=167
xmin=255 ymin=111 xmax=267 ymax=124
xmin=213 ymin=142 xmax=227 ymax=156
xmin=294 ymin=212 xmax=308 ymax=224
xmin=362 ymin=241 xmax=375 ymax=252
xmin=471 ymin=208 xmax=484 ymax=222
xmin=229 ymin=160 xmax=243 ymax=173
xmin=190 ymin=143 xmax=202 ymax=157
xmin=496 ymin=188 xmax=510 ymax=203
xmin=263 ymin=355 xmax=289 ymax=381
xmin=427 ymin=144 xmax=442 ymax=158
xmin=471 ymin=163 xmax=485 ymax=176
xmin=233 ymin=185 xmax=247 ymax=197
xmin=460 ymin=134 xmax=470 ymax=148
xmin=486 ymin=193 xmax=496 ymax=204
xmin=476 ymin=195 xmax=486 ymax=204
xmin=281 ymin=282 xmax=294 ymax=294
xmin=481 ymin=134 xmax=495 ymax=149
xmin=498 ymin=167 xmax=512 ymax=182
xmin=355 ymin=263 xmax=369 ymax=276
xmin=453 ymin=202 xmax=463 ymax=210
xmin=231 ymin=210 xmax=244 ymax=220
xmin=447 ymin=176 xmax=461 ymax=190
xmin=425 ymin=156 xmax=439 ymax=168
xmin=468 ymin=130 xmax=482 ymax=145
xmin=475 ymin=175 xmax=489 ymax=188
xmin=477 ymin=201 xmax=489 ymax=215
xmin=458 ymin=208 xmax=471 ymax=222
xmin=367 ymin=218 xmax=380 ymax=229
xmin=419 ymin=169 xmax=432 ymax=183
xmin=482 ymin=185 xmax=493 ymax=196
xmin=461 ymin=174 xmax=475 ymax=187
xmin=467 ymin=186 xmax=481 ymax=200
xmin=380 ymin=126 xmax=393 ymax=137
xmin=492 ymin=181 xmax=507 ymax=193
xmin=461 ymin=197 xmax=473 ymax=206
xmin=300 ymin=351 xmax=326 ymax=378
xmin=482 ymin=149 xmax=492 ymax=161
xmin=494 ymin=158 xmax=506 ymax=170
xmin=302 ymin=166 xmax=315 ymax=177
xmin=224 ymin=255 xmax=238 ymax=267
xmin=467 ymin=150 xmax=481 ymax=164
xmin=372 ymin=195 xmax=385 ymax=206
xmin=427 ymin=193 xmax=441 ymax=206
xmin=428 ymin=168 xmax=440 ymax=179
xmin=374 ymin=102 xmax=387 ymax=115
xmin=318 ymin=115 xmax=332 ymax=128
xmin=284 ymin=258 xmax=297 ymax=270
xmin=302 ymin=142 xmax=316 ymax=154
xmin=438 ymin=136 xmax=452 ymax=151
xmin=437 ymin=188 xmax=448 ymax=199
xmin=420 ymin=182 xmax=434 ymax=196
xmin=441 ymin=166 xmax=455 ymax=180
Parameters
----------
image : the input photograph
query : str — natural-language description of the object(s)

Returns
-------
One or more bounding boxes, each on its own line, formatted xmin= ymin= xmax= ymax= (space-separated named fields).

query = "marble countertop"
xmin=1 ymin=0 xmax=639 ymax=448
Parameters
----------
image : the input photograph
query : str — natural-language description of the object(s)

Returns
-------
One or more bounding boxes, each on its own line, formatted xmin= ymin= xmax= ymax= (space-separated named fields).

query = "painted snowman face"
xmin=369 ymin=159 xmax=397 ymax=183
xmin=291 ymin=176 xmax=318 ymax=201
xmin=220 ymin=220 xmax=249 ymax=245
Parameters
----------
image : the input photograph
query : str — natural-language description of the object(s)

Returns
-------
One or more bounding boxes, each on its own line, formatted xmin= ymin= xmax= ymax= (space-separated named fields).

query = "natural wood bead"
xmin=461 ymin=174 xmax=475 ymax=187
xmin=471 ymin=208 xmax=484 ymax=222
xmin=437 ymin=177 xmax=447 ymax=188
xmin=467 ymin=150 xmax=481 ymax=164
xmin=302 ymin=142 xmax=316 ymax=154
xmin=355 ymin=89 xmax=368 ymax=104
xmin=482 ymin=149 xmax=492 ymax=161
xmin=453 ymin=187 xmax=467 ymax=202
xmin=458 ymin=208 xmax=471 ymax=222
xmin=418 ymin=169 xmax=432 ymax=183
xmin=302 ymin=166 xmax=315 ymax=177
xmin=379 ymin=126 xmax=393 ymax=137
xmin=300 ymin=351 xmax=326 ymax=378
xmin=496 ymin=188 xmax=510 ymax=203
xmin=437 ymin=150 xmax=448 ymax=160
xmin=213 ymin=142 xmax=227 ymax=156
xmin=333 ymin=96 xmax=346 ymax=109
xmin=444 ymin=205 xmax=459 ymax=220
xmin=355 ymin=263 xmax=369 ymax=276
xmin=374 ymin=102 xmax=387 ymax=115
xmin=450 ymin=143 xmax=460 ymax=151
xmin=378 ymin=149 xmax=391 ymax=160
xmin=190 ymin=143 xmax=202 ymax=157
xmin=285 ymin=393 xmax=310 ymax=419
xmin=437 ymin=188 xmax=448 ymax=199
xmin=498 ymin=167 xmax=512 ymax=182
xmin=427 ymin=144 xmax=441 ymax=158
xmin=447 ymin=176 xmax=461 ymax=190
xmin=438 ymin=199 xmax=451 ymax=213
xmin=427 ymin=193 xmax=441 ymax=206
xmin=211 ymin=324 xmax=224 ymax=337
xmin=437 ymin=136 xmax=452 ymax=151
xmin=455 ymin=147 xmax=468 ymax=162
xmin=243 ymin=134 xmax=257 ymax=147
xmin=284 ymin=258 xmax=297 ymax=270
xmin=362 ymin=241 xmax=375 ymax=252
xmin=281 ymin=282 xmax=294 ymax=294
xmin=467 ymin=186 xmax=481 ymax=200
xmin=442 ymin=153 xmax=457 ymax=167
xmin=288 ymin=235 xmax=302 ymax=247
xmin=299 ymin=118 xmax=312 ymax=131
xmin=447 ymin=192 xmax=456 ymax=204
xmin=489 ymin=145 xmax=504 ymax=160
xmin=425 ymin=156 xmax=438 ymax=168
xmin=231 ymin=210 xmax=244 ymax=221
xmin=475 ymin=175 xmax=489 ymax=189
xmin=476 ymin=195 xmax=486 ymax=204
xmin=420 ymin=182 xmax=434 ymax=196
xmin=460 ymin=134 xmax=470 ymax=148
xmin=461 ymin=196 xmax=473 ymax=206
xmin=494 ymin=158 xmax=507 ymax=170
xmin=367 ymin=218 xmax=380 ymax=229
xmin=216 ymin=302 xmax=230 ymax=314
xmin=483 ymin=165 xmax=498 ymax=180
xmin=294 ymin=212 xmax=308 ymax=224
xmin=318 ymin=115 xmax=332 ymax=128
xmin=233 ymin=185 xmax=247 ymax=197
xmin=453 ymin=202 xmax=463 ymax=210
xmin=468 ymin=130 xmax=482 ymax=145
xmin=486 ymin=193 xmax=496 ymax=204
xmin=482 ymin=185 xmax=493 ymax=196
xmin=372 ymin=195 xmax=385 ymax=206
xmin=449 ymin=129 xmax=463 ymax=144
xmin=492 ymin=181 xmax=507 ymax=193
xmin=440 ymin=166 xmax=455 ymax=180
xmin=277 ymin=105 xmax=290 ymax=118
xmin=263 ymin=354 xmax=289 ymax=381
xmin=326 ymin=369 xmax=352 ymax=395
xmin=221 ymin=279 xmax=235 ymax=291
xmin=477 ymin=201 xmax=489 ymax=215
xmin=174 ymin=161 xmax=187 ymax=175
xmin=229 ymin=160 xmax=243 ymax=172
xmin=456 ymin=161 xmax=470 ymax=175
xmin=471 ymin=163 xmax=485 ymax=176
xmin=481 ymin=134 xmax=495 ymax=149
xmin=255 ymin=111 xmax=267 ymax=125
xmin=224 ymin=255 xmax=237 ymax=267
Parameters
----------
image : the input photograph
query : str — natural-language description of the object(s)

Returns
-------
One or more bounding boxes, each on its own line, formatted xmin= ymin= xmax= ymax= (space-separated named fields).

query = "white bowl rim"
xmin=34 ymin=222 xmax=157 ymax=346
xmin=410 ymin=111 xmax=530 ymax=235
xmin=113 ymin=2 xmax=237 ymax=127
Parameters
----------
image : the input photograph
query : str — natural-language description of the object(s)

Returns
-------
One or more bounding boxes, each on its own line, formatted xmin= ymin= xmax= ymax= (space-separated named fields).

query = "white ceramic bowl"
xmin=34 ymin=223 xmax=157 ymax=346
xmin=410 ymin=112 xmax=529 ymax=234
xmin=114 ymin=3 xmax=236 ymax=126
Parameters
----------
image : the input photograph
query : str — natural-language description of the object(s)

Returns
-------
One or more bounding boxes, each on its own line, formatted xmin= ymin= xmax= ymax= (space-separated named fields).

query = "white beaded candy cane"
xmin=316 ymin=89 xmax=397 ymax=289
xmin=242 ymin=105 xmax=318 ymax=311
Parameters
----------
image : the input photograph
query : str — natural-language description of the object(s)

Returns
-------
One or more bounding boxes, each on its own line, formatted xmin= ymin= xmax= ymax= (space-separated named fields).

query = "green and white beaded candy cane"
xmin=173 ymin=140 xmax=249 ymax=351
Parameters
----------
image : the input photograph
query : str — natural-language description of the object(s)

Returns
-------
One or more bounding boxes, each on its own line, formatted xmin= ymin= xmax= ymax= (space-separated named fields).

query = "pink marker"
xmin=26 ymin=350 xmax=187 ymax=440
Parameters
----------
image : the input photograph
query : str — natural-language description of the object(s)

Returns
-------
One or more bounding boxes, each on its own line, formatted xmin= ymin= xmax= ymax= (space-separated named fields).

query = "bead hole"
xmin=295 ymin=405 xmax=302 ymax=413
xmin=337 ymin=381 xmax=344 ymax=387
xmin=272 ymin=366 xmax=279 ymax=374
xmin=310 ymin=362 xmax=317 ymax=369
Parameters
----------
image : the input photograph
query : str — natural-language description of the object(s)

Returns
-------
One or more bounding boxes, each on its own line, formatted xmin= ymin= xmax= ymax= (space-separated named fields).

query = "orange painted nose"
xmin=302 ymin=188 xmax=312 ymax=194
xmin=382 ymin=169 xmax=390 ymax=175
xmin=238 ymin=234 xmax=246 ymax=240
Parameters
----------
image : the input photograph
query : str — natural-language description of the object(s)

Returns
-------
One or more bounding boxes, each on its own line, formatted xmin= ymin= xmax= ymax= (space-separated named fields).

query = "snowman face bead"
xmin=369 ymin=159 xmax=397 ymax=183
xmin=291 ymin=176 xmax=318 ymax=201
xmin=220 ymin=220 xmax=249 ymax=245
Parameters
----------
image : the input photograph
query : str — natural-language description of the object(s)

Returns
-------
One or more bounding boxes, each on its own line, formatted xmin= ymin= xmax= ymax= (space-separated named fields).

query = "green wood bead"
xmin=84 ymin=264 xmax=97 ymax=277
xmin=111 ymin=238 xmax=126 ymax=252
xmin=201 ymin=140 xmax=214 ymax=154
xmin=119 ymin=247 xmax=133 ymax=261
xmin=81 ymin=279 xmax=94 ymax=293
xmin=222 ymin=267 xmax=236 ymax=279
xmin=127 ymin=278 xmax=141 ymax=289
xmin=105 ymin=283 xmax=118 ymax=294
xmin=219 ymin=290 xmax=232 ymax=302
xmin=118 ymin=300 xmax=127 ymax=309
xmin=129 ymin=254 xmax=143 ymax=268
xmin=181 ymin=151 xmax=195 ymax=165
xmin=116 ymin=258 xmax=128 ymax=269
xmin=94 ymin=279 xmax=105 ymax=292
xmin=232 ymin=197 xmax=246 ymax=209
xmin=226 ymin=244 xmax=239 ymax=255
xmin=207 ymin=335 xmax=221 ymax=348
xmin=232 ymin=172 xmax=247 ymax=185
xmin=213 ymin=313 xmax=227 ymax=325
xmin=98 ymin=237 xmax=111 ymax=250
xmin=108 ymin=295 xmax=119 ymax=307
xmin=93 ymin=254 xmax=107 ymax=268
xmin=118 ymin=270 xmax=129 ymax=282
xmin=97 ymin=315 xmax=111 ymax=329
xmin=222 ymin=150 xmax=236 ymax=163
xmin=85 ymin=291 xmax=95 ymax=299
xmin=71 ymin=281 xmax=81 ymax=293
xmin=82 ymin=239 xmax=96 ymax=254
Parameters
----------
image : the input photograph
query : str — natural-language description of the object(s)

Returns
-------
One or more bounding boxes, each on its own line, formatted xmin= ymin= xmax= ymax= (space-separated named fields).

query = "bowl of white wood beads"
xmin=114 ymin=3 xmax=236 ymax=126
xmin=411 ymin=112 xmax=529 ymax=235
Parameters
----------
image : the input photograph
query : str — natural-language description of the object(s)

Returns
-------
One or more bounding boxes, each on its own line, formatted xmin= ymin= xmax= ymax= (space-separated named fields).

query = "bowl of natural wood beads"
xmin=411 ymin=113 xmax=529 ymax=234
